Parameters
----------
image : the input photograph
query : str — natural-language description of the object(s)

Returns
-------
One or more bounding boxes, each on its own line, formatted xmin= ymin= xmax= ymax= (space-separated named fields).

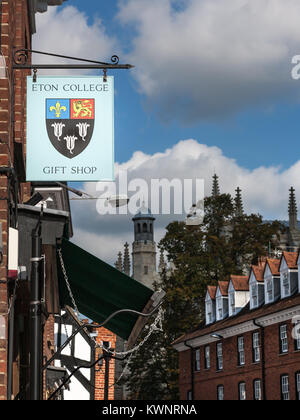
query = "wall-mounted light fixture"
xmin=210 ymin=333 xmax=224 ymax=340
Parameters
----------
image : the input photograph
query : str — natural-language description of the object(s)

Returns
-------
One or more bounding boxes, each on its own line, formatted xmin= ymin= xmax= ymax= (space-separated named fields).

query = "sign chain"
xmin=58 ymin=248 xmax=164 ymax=359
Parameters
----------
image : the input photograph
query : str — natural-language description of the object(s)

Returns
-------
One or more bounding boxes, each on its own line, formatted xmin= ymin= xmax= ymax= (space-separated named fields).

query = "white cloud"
xmin=118 ymin=0 xmax=300 ymax=122
xmin=32 ymin=6 xmax=118 ymax=74
xmin=71 ymin=139 xmax=300 ymax=265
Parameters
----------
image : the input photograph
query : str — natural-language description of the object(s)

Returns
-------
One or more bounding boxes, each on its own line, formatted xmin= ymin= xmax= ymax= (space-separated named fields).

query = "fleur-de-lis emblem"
xmin=50 ymin=101 xmax=67 ymax=118
xmin=51 ymin=122 xmax=65 ymax=141
xmin=64 ymin=136 xmax=78 ymax=155
xmin=76 ymin=122 xmax=90 ymax=141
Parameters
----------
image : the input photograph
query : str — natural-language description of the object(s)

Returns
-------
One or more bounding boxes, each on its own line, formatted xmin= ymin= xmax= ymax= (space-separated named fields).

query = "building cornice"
xmin=173 ymin=304 xmax=300 ymax=352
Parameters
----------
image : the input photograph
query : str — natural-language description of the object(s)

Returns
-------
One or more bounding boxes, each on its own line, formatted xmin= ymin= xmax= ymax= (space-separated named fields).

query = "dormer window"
xmin=215 ymin=282 xmax=229 ymax=321
xmin=217 ymin=297 xmax=223 ymax=320
xmin=207 ymin=301 xmax=212 ymax=324
xmin=264 ymin=259 xmax=281 ymax=304
xmin=251 ymin=284 xmax=258 ymax=309
xmin=266 ymin=279 xmax=273 ymax=303
xmin=282 ymin=272 xmax=290 ymax=297
xmin=205 ymin=289 xmax=216 ymax=325
xmin=229 ymin=292 xmax=235 ymax=316
xmin=228 ymin=276 xmax=249 ymax=316
xmin=279 ymin=252 xmax=298 ymax=299
xmin=249 ymin=268 xmax=264 ymax=309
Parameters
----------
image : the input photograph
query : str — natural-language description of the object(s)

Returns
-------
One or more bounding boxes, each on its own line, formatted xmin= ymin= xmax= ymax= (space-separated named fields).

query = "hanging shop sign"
xmin=26 ymin=76 xmax=114 ymax=181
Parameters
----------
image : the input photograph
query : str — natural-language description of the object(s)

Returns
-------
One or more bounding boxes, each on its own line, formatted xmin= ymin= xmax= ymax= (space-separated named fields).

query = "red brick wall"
xmin=0 ymin=0 xmax=31 ymax=400
xmin=43 ymin=315 xmax=56 ymax=399
xmin=179 ymin=319 xmax=300 ymax=400
xmin=94 ymin=327 xmax=117 ymax=400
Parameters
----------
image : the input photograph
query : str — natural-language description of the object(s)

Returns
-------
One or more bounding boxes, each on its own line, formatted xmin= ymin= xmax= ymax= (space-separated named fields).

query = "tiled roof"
xmin=173 ymin=293 xmax=300 ymax=346
xmin=230 ymin=275 xmax=249 ymax=291
xmin=264 ymin=258 xmax=280 ymax=276
xmin=207 ymin=286 xmax=217 ymax=300
xmin=251 ymin=264 xmax=265 ymax=283
xmin=281 ymin=251 xmax=298 ymax=269
xmin=218 ymin=281 xmax=229 ymax=296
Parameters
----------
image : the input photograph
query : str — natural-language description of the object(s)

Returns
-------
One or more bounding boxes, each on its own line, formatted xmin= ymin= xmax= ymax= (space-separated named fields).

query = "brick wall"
xmin=94 ymin=327 xmax=117 ymax=400
xmin=178 ymin=319 xmax=300 ymax=400
xmin=0 ymin=0 xmax=31 ymax=400
xmin=43 ymin=315 xmax=55 ymax=399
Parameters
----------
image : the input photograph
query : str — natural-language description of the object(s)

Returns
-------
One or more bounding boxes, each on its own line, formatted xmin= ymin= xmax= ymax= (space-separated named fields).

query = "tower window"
xmin=137 ymin=224 xmax=141 ymax=234
xmin=144 ymin=266 xmax=148 ymax=275
xmin=143 ymin=223 xmax=148 ymax=233
xmin=150 ymin=224 xmax=153 ymax=234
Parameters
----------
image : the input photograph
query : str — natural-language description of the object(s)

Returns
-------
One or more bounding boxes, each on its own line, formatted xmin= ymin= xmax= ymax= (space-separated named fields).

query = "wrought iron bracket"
xmin=12 ymin=48 xmax=134 ymax=71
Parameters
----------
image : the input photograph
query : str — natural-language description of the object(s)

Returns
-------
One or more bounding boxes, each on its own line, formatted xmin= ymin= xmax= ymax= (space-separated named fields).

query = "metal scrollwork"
xmin=111 ymin=55 xmax=120 ymax=65
xmin=12 ymin=49 xmax=133 ymax=70
xmin=13 ymin=49 xmax=29 ymax=66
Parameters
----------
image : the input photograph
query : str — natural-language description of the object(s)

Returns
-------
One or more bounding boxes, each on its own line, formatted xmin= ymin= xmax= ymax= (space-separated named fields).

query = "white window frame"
xmin=217 ymin=297 xmax=223 ymax=320
xmin=217 ymin=385 xmax=224 ymax=401
xmin=266 ymin=278 xmax=273 ymax=303
xmin=281 ymin=375 xmax=290 ymax=400
xmin=296 ymin=320 xmax=300 ymax=351
xmin=280 ymin=325 xmax=288 ymax=354
xmin=253 ymin=332 xmax=260 ymax=363
xmin=239 ymin=382 xmax=246 ymax=401
xmin=229 ymin=292 xmax=235 ymax=316
xmin=296 ymin=372 xmax=300 ymax=401
xmin=206 ymin=301 xmax=212 ymax=324
xmin=282 ymin=271 xmax=290 ymax=297
xmin=195 ymin=349 xmax=201 ymax=372
xmin=238 ymin=336 xmax=245 ymax=366
xmin=217 ymin=342 xmax=223 ymax=371
xmin=205 ymin=345 xmax=210 ymax=369
xmin=251 ymin=283 xmax=258 ymax=308
xmin=254 ymin=379 xmax=262 ymax=401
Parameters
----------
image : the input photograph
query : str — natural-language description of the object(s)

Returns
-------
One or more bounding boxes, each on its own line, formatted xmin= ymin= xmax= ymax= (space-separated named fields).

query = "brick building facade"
xmin=0 ymin=0 xmax=31 ymax=400
xmin=0 ymin=0 xmax=67 ymax=400
xmin=173 ymin=252 xmax=300 ymax=401
xmin=94 ymin=327 xmax=117 ymax=401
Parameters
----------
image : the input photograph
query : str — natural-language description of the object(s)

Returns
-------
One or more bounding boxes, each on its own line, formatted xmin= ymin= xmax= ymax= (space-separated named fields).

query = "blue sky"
xmin=49 ymin=0 xmax=300 ymax=170
xmin=33 ymin=0 xmax=300 ymax=263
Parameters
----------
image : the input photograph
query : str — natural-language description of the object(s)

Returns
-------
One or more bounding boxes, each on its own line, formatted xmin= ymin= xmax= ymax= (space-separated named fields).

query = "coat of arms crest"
xmin=46 ymin=98 xmax=95 ymax=159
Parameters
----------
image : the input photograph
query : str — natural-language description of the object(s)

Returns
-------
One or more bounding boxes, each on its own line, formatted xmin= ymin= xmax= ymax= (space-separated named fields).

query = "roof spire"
xmin=234 ymin=187 xmax=244 ymax=217
xmin=115 ymin=251 xmax=123 ymax=272
xmin=123 ymin=243 xmax=131 ymax=276
xmin=212 ymin=174 xmax=220 ymax=197
xmin=289 ymin=187 xmax=298 ymax=230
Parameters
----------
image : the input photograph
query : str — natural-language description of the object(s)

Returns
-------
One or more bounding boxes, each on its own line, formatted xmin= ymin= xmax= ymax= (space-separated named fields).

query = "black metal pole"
xmin=184 ymin=340 xmax=194 ymax=400
xmin=29 ymin=223 xmax=42 ymax=400
xmin=253 ymin=320 xmax=266 ymax=400
xmin=7 ymin=287 xmax=16 ymax=400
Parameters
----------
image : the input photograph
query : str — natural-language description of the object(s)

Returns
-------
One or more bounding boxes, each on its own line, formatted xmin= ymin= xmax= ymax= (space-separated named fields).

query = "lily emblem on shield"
xmin=46 ymin=98 xmax=95 ymax=159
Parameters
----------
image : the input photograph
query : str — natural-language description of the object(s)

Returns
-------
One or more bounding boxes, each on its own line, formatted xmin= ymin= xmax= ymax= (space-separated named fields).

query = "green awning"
xmin=57 ymin=238 xmax=153 ymax=340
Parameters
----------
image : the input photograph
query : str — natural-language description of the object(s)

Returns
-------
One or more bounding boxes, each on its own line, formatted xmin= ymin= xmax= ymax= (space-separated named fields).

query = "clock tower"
xmin=132 ymin=205 xmax=157 ymax=289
